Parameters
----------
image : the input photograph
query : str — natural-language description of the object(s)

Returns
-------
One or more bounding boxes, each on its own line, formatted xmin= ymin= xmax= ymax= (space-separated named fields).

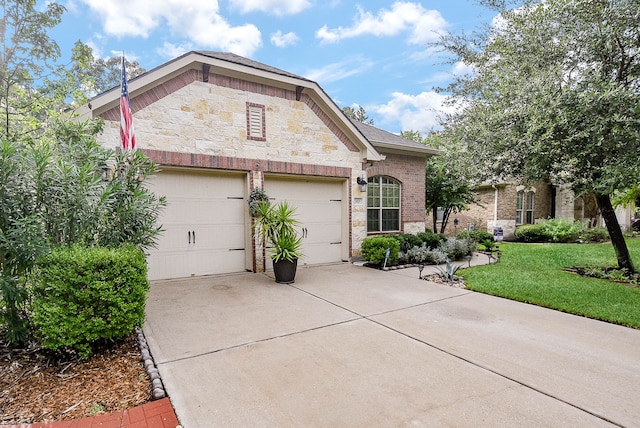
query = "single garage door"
xmin=264 ymin=176 xmax=345 ymax=267
xmin=146 ymin=169 xmax=248 ymax=280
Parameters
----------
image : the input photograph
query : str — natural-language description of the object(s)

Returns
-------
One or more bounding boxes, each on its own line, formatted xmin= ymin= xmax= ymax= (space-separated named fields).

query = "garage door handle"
xmin=192 ymin=230 xmax=196 ymax=244
xmin=188 ymin=231 xmax=191 ymax=244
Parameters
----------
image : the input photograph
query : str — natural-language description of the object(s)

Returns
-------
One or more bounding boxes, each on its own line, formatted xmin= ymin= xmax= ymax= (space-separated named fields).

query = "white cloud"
xmin=270 ymin=31 xmax=300 ymax=48
xmin=228 ymin=0 xmax=311 ymax=16
xmin=316 ymin=2 xmax=448 ymax=44
xmin=370 ymin=91 xmax=456 ymax=133
xmin=157 ymin=42 xmax=194 ymax=59
xmin=80 ymin=0 xmax=263 ymax=57
xmin=304 ymin=57 xmax=375 ymax=83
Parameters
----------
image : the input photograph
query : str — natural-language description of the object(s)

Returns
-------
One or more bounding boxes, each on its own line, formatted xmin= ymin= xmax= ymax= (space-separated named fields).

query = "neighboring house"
xmin=429 ymin=181 xmax=631 ymax=238
xmin=78 ymin=51 xmax=436 ymax=280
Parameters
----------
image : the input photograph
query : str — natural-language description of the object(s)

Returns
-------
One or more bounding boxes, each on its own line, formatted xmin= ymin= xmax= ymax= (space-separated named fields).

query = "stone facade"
xmin=87 ymin=53 xmax=429 ymax=267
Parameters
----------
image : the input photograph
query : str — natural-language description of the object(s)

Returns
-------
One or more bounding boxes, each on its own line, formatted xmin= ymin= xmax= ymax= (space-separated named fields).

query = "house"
xmin=78 ymin=51 xmax=436 ymax=280
xmin=429 ymin=181 xmax=631 ymax=239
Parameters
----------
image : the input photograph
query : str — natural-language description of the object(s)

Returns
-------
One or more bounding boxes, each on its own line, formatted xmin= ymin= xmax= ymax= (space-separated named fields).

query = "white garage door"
xmin=146 ymin=169 xmax=248 ymax=280
xmin=265 ymin=176 xmax=345 ymax=267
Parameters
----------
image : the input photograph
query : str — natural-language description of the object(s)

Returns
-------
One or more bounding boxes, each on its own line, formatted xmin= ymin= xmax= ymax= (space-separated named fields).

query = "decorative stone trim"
xmin=136 ymin=327 xmax=167 ymax=400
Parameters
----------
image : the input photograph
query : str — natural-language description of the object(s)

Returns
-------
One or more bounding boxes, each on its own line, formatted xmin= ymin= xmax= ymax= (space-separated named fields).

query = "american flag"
xmin=120 ymin=55 xmax=136 ymax=151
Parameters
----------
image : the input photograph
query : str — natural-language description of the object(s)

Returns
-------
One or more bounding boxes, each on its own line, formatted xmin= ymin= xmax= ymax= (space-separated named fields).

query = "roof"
xmin=193 ymin=51 xmax=311 ymax=82
xmin=350 ymin=120 xmax=439 ymax=156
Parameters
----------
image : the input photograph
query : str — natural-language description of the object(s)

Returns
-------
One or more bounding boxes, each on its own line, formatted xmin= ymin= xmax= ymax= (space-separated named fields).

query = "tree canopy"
xmin=437 ymin=0 xmax=640 ymax=271
xmin=342 ymin=105 xmax=374 ymax=124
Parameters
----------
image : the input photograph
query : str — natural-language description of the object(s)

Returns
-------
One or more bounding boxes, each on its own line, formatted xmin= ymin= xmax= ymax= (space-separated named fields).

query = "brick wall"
xmin=366 ymin=152 xmax=427 ymax=231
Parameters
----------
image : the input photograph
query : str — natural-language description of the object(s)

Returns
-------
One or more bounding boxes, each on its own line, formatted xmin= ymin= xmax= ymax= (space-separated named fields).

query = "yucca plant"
xmin=252 ymin=200 xmax=303 ymax=262
xmin=435 ymin=258 xmax=463 ymax=282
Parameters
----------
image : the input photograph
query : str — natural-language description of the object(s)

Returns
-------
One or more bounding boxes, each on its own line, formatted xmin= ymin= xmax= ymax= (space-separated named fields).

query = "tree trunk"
xmin=440 ymin=206 xmax=452 ymax=234
xmin=432 ymin=207 xmax=438 ymax=233
xmin=595 ymin=193 xmax=635 ymax=273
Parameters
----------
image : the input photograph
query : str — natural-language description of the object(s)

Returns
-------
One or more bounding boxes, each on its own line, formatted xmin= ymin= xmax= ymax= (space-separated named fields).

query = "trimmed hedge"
xmin=416 ymin=230 xmax=446 ymax=249
xmin=361 ymin=237 xmax=400 ymax=266
xmin=457 ymin=230 xmax=494 ymax=243
xmin=31 ymin=244 xmax=149 ymax=359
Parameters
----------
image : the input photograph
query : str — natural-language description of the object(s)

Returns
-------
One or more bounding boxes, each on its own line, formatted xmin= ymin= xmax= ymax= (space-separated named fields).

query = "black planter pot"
xmin=273 ymin=259 xmax=298 ymax=284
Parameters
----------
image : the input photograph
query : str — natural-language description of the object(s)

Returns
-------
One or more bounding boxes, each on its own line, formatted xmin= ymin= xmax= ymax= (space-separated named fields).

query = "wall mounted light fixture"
xmin=357 ymin=177 xmax=367 ymax=192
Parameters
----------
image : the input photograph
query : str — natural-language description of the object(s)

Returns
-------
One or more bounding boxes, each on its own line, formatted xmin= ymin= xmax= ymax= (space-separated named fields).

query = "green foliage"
xmin=541 ymin=219 xmax=583 ymax=243
xmin=402 ymin=245 xmax=447 ymax=265
xmin=416 ymin=230 xmax=446 ymax=249
xmin=457 ymin=230 xmax=494 ymax=243
xmin=247 ymin=188 xmax=270 ymax=217
xmin=388 ymin=233 xmax=423 ymax=252
xmin=579 ymin=227 xmax=610 ymax=243
xmin=514 ymin=224 xmax=547 ymax=243
xmin=31 ymin=245 xmax=149 ymax=359
xmin=436 ymin=0 xmax=639 ymax=271
xmin=461 ymin=241 xmax=640 ymax=328
xmin=0 ymin=121 xmax=165 ymax=344
xmin=439 ymin=237 xmax=475 ymax=260
xmin=435 ymin=258 xmax=463 ymax=282
xmin=515 ymin=220 xmax=584 ymax=243
xmin=252 ymin=201 xmax=303 ymax=261
xmin=341 ymin=105 xmax=373 ymax=124
xmin=361 ymin=237 xmax=400 ymax=266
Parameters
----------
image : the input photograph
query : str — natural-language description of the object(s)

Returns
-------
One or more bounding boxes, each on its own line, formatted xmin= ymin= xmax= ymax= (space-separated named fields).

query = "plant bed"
xmin=563 ymin=266 xmax=640 ymax=286
xmin=0 ymin=331 xmax=152 ymax=424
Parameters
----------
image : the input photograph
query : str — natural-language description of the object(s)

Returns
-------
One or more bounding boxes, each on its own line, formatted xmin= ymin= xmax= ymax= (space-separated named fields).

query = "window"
xmin=246 ymin=103 xmax=265 ymax=141
xmin=516 ymin=190 xmax=535 ymax=225
xmin=367 ymin=176 xmax=400 ymax=232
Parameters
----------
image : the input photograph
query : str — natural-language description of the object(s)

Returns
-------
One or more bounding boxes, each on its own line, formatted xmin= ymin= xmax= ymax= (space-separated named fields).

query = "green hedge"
xmin=361 ymin=237 xmax=400 ymax=266
xmin=416 ymin=230 xmax=446 ymax=249
xmin=515 ymin=219 xmax=590 ymax=243
xmin=31 ymin=244 xmax=149 ymax=359
xmin=456 ymin=230 xmax=494 ymax=243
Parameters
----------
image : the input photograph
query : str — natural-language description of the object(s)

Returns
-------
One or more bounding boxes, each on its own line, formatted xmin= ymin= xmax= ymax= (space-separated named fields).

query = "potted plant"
xmin=252 ymin=200 xmax=303 ymax=284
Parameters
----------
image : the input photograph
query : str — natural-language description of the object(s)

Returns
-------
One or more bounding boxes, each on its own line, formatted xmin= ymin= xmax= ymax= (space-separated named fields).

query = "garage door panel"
xmin=265 ymin=177 xmax=345 ymax=266
xmin=147 ymin=170 xmax=248 ymax=280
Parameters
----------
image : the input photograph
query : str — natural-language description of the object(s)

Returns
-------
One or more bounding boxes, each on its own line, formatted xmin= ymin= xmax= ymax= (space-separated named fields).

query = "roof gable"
xmin=77 ymin=51 xmax=384 ymax=162
xmin=350 ymin=120 xmax=438 ymax=156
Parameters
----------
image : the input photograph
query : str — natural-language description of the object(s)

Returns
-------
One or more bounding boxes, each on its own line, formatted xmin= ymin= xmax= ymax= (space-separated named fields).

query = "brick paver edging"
xmin=0 ymin=398 xmax=180 ymax=428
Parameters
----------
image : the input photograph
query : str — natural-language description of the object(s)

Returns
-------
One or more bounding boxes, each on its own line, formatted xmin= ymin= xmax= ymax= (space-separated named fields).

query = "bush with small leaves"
xmin=438 ymin=237 xmax=475 ymax=260
xmin=361 ymin=237 xmax=400 ymax=266
xmin=456 ymin=230 xmax=494 ymax=243
xmin=416 ymin=231 xmax=446 ymax=249
xmin=31 ymin=244 xmax=149 ymax=359
xmin=579 ymin=227 xmax=609 ymax=243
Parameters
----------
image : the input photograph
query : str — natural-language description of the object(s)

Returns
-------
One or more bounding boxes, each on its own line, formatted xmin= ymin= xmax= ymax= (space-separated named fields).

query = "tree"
xmin=342 ymin=105 xmax=374 ymax=124
xmin=0 ymin=0 xmax=65 ymax=141
xmin=422 ymin=133 xmax=479 ymax=233
xmin=76 ymin=50 xmax=146 ymax=94
xmin=437 ymin=0 xmax=640 ymax=272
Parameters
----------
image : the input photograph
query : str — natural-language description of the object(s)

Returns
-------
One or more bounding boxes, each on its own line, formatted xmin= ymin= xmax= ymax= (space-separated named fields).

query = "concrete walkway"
xmin=143 ymin=259 xmax=640 ymax=427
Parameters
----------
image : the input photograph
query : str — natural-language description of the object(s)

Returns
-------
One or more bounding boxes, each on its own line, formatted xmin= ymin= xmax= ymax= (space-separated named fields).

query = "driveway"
xmin=143 ymin=263 xmax=640 ymax=427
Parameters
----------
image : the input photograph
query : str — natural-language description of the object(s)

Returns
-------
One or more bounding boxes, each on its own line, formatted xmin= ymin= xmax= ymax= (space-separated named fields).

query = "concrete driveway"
xmin=143 ymin=263 xmax=640 ymax=427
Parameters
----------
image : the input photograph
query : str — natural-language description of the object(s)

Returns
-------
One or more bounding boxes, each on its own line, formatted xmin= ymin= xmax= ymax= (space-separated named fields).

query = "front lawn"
xmin=461 ymin=239 xmax=640 ymax=328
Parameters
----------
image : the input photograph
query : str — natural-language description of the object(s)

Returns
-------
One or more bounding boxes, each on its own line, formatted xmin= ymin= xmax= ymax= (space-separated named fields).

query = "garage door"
xmin=146 ymin=169 xmax=248 ymax=280
xmin=264 ymin=176 xmax=345 ymax=267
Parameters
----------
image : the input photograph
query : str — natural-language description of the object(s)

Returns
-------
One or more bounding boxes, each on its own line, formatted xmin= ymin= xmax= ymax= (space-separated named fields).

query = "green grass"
xmin=461 ymin=239 xmax=640 ymax=328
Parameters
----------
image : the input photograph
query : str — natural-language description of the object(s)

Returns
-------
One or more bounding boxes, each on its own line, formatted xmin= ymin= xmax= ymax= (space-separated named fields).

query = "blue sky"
xmin=51 ymin=0 xmax=496 ymax=134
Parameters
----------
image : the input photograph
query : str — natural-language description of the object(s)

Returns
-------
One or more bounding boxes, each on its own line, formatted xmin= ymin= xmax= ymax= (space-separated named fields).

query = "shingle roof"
xmin=194 ymin=51 xmax=311 ymax=82
xmin=350 ymin=120 xmax=438 ymax=155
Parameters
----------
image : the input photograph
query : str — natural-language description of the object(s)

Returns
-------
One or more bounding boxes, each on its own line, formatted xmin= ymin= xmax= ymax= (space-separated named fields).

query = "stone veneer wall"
xmin=365 ymin=152 xmax=427 ymax=234
xmin=95 ymin=69 xmax=376 ymax=262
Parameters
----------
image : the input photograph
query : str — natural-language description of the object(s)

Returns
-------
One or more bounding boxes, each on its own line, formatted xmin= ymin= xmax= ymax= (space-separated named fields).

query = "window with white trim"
xmin=367 ymin=176 xmax=401 ymax=232
xmin=516 ymin=190 xmax=535 ymax=225
xmin=246 ymin=103 xmax=265 ymax=141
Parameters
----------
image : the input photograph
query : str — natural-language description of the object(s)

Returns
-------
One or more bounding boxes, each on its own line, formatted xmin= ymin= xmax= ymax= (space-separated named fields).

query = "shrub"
xmin=456 ymin=230 xmax=494 ymax=243
xmin=439 ymin=237 xmax=475 ymax=260
xmin=401 ymin=245 xmax=449 ymax=265
xmin=361 ymin=237 xmax=400 ymax=266
xmin=416 ymin=231 xmax=446 ymax=249
xmin=514 ymin=223 xmax=547 ymax=242
xmin=31 ymin=244 xmax=149 ymax=359
xmin=579 ymin=227 xmax=609 ymax=243
xmin=388 ymin=233 xmax=423 ymax=252
xmin=541 ymin=219 xmax=583 ymax=243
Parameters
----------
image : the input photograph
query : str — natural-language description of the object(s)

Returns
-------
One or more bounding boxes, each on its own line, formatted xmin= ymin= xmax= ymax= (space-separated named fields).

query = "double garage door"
xmin=147 ymin=169 xmax=346 ymax=280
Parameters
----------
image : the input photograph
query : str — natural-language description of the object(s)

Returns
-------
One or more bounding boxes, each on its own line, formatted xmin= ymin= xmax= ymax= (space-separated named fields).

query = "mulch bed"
xmin=0 ymin=332 xmax=152 ymax=424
